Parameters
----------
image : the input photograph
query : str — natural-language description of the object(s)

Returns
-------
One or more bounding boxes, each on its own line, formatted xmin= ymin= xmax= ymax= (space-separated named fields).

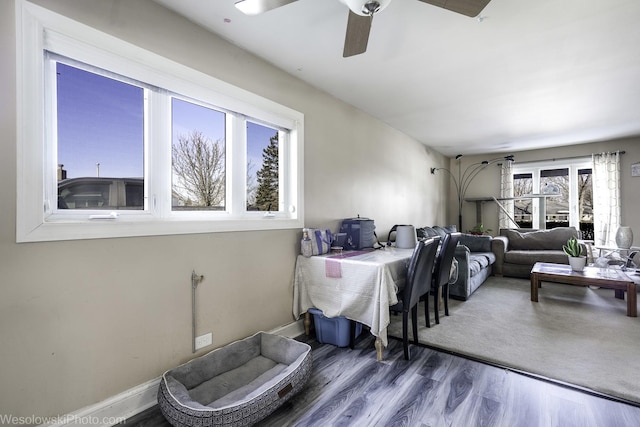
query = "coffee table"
xmin=530 ymin=262 xmax=637 ymax=317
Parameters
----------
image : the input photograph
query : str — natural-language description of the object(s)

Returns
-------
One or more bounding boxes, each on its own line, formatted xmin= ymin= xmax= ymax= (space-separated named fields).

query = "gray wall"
xmin=441 ymin=138 xmax=640 ymax=243
xmin=0 ymin=0 xmax=448 ymax=418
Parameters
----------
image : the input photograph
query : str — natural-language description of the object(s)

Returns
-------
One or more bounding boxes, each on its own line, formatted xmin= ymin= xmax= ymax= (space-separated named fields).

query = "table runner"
xmin=325 ymin=249 xmax=375 ymax=278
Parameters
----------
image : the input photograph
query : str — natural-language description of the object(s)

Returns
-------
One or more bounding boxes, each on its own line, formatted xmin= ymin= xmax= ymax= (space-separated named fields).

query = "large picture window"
xmin=17 ymin=2 xmax=303 ymax=242
xmin=512 ymin=159 xmax=593 ymax=239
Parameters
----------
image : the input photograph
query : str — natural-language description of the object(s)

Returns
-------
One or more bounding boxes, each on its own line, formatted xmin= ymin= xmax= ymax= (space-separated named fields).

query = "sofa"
xmin=449 ymin=234 xmax=496 ymax=300
xmin=419 ymin=226 xmax=495 ymax=300
xmin=491 ymin=227 xmax=581 ymax=279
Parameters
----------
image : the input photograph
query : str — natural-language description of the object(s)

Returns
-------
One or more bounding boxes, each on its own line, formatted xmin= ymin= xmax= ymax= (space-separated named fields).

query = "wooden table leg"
xmin=304 ymin=312 xmax=311 ymax=335
xmin=627 ymin=284 xmax=637 ymax=317
xmin=375 ymin=337 xmax=383 ymax=361
xmin=531 ymin=273 xmax=539 ymax=302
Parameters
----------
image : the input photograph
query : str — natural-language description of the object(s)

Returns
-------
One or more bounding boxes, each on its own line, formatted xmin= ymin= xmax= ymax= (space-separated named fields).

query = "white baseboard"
xmin=42 ymin=320 xmax=305 ymax=427
xmin=268 ymin=318 xmax=305 ymax=338
xmin=42 ymin=377 xmax=159 ymax=427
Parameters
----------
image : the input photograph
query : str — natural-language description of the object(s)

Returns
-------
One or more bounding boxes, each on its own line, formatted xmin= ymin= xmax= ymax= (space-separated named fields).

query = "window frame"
xmin=16 ymin=1 xmax=304 ymax=242
xmin=511 ymin=158 xmax=591 ymax=230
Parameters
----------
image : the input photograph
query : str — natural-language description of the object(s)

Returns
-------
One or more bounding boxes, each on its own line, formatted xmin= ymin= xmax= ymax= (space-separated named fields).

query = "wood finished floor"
xmin=125 ymin=333 xmax=640 ymax=427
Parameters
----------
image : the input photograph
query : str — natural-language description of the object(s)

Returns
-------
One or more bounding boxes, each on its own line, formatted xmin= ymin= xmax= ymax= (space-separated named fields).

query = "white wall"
xmin=441 ymin=137 xmax=640 ymax=243
xmin=0 ymin=0 xmax=448 ymax=419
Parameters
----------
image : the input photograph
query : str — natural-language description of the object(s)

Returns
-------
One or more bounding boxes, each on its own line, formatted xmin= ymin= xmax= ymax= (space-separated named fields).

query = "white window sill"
xmin=18 ymin=216 xmax=303 ymax=242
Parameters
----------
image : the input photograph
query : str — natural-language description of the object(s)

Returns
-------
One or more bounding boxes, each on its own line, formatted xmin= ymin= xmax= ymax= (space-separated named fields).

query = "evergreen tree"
xmin=254 ymin=133 xmax=279 ymax=211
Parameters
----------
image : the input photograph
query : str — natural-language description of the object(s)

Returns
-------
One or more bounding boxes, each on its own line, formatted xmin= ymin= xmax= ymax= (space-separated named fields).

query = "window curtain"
xmin=499 ymin=160 xmax=514 ymax=230
xmin=592 ymin=151 xmax=621 ymax=246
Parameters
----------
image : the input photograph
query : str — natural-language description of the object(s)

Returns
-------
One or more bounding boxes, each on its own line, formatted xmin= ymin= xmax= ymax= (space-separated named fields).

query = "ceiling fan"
xmin=234 ymin=0 xmax=492 ymax=57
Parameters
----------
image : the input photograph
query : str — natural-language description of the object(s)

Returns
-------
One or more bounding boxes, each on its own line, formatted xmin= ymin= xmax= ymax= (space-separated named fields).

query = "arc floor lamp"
xmin=431 ymin=154 xmax=515 ymax=231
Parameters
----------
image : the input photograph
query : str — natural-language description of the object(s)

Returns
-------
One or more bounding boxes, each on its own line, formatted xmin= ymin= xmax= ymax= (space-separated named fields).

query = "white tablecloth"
xmin=293 ymin=248 xmax=413 ymax=347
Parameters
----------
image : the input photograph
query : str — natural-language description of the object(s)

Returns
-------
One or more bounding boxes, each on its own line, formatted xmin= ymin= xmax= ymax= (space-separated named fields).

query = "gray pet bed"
xmin=158 ymin=332 xmax=312 ymax=427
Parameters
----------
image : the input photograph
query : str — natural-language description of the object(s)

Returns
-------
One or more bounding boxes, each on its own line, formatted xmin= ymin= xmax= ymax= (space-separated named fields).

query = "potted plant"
xmin=563 ymin=237 xmax=586 ymax=271
xmin=468 ymin=224 xmax=492 ymax=236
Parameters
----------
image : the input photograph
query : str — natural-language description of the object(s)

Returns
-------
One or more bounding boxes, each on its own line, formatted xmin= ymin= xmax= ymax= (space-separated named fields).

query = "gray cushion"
xmin=207 ymin=362 xmax=288 ymax=407
xmin=468 ymin=252 xmax=496 ymax=276
xmin=503 ymin=227 xmax=579 ymax=251
xmin=432 ymin=226 xmax=448 ymax=238
xmin=504 ymin=250 xmax=568 ymax=265
xmin=468 ymin=259 xmax=484 ymax=276
xmin=191 ymin=356 xmax=280 ymax=406
xmin=459 ymin=233 xmax=492 ymax=252
xmin=171 ymin=333 xmax=262 ymax=390
xmin=422 ymin=225 xmax=457 ymax=238
xmin=422 ymin=227 xmax=440 ymax=238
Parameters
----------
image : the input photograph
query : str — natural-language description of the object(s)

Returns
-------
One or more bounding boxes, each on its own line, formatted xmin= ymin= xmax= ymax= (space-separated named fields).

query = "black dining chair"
xmin=390 ymin=237 xmax=439 ymax=360
xmin=432 ymin=232 xmax=461 ymax=325
xmin=421 ymin=236 xmax=440 ymax=329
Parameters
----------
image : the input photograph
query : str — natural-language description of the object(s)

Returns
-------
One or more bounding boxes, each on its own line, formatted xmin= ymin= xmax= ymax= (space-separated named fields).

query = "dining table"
xmin=292 ymin=247 xmax=414 ymax=360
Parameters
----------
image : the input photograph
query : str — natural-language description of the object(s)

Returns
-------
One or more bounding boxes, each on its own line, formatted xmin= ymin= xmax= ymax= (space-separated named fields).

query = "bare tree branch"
xmin=172 ymin=131 xmax=225 ymax=207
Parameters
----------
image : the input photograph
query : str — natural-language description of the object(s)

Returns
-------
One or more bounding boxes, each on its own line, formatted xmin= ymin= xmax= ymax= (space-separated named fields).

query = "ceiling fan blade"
xmin=343 ymin=11 xmax=373 ymax=58
xmin=234 ymin=0 xmax=298 ymax=15
xmin=418 ymin=0 xmax=492 ymax=17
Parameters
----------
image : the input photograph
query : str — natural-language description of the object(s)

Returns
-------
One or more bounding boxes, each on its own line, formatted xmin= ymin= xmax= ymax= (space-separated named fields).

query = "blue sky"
xmin=56 ymin=63 xmax=277 ymax=180
xmin=57 ymin=63 xmax=144 ymax=178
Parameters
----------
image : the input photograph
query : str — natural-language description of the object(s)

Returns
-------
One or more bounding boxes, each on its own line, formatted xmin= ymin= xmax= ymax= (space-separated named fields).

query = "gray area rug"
xmin=387 ymin=275 xmax=640 ymax=404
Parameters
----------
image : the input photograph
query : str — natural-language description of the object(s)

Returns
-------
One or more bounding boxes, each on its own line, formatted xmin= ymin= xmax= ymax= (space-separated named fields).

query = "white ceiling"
xmin=151 ymin=0 xmax=640 ymax=157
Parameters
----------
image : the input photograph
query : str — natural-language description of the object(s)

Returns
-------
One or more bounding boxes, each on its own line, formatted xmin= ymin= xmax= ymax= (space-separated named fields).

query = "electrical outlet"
xmin=195 ymin=332 xmax=212 ymax=350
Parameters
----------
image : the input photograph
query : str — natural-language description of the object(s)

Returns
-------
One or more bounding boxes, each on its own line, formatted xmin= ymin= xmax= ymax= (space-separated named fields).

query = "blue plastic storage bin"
xmin=308 ymin=308 xmax=362 ymax=347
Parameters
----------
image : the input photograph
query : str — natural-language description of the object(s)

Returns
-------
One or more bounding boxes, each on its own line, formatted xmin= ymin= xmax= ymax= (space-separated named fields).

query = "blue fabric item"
xmin=305 ymin=228 xmax=332 ymax=255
